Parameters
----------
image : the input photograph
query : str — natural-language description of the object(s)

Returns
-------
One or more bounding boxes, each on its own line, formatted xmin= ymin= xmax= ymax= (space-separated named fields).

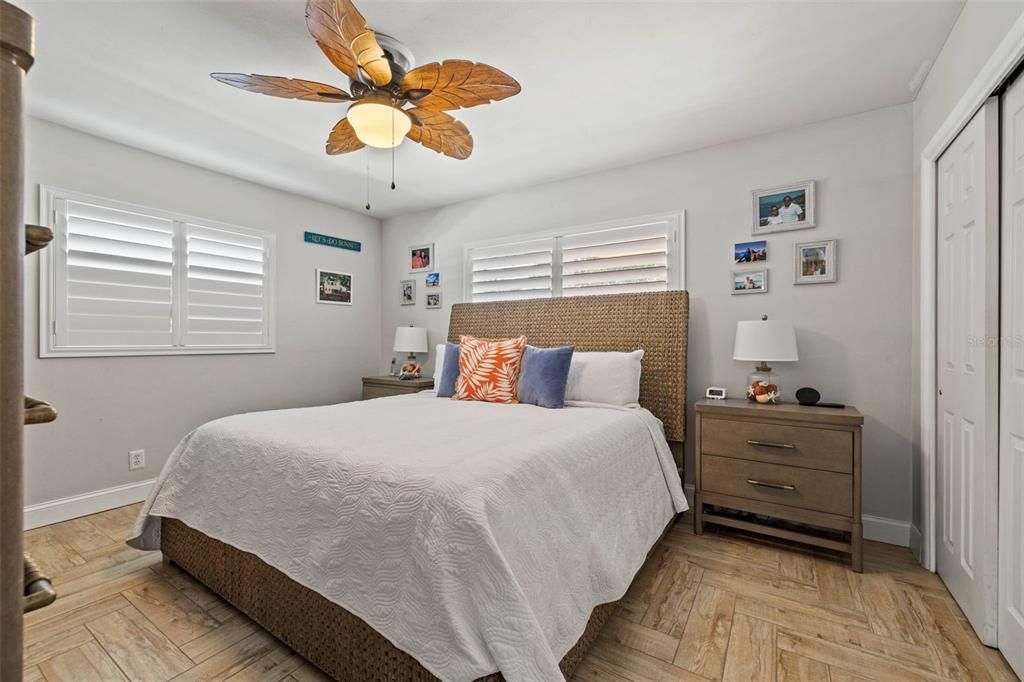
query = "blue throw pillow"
xmin=518 ymin=345 xmax=575 ymax=408
xmin=437 ymin=342 xmax=460 ymax=397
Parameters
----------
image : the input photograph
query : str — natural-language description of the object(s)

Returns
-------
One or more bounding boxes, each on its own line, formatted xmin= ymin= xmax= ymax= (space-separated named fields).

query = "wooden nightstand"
xmin=361 ymin=376 xmax=435 ymax=400
xmin=694 ymin=399 xmax=865 ymax=571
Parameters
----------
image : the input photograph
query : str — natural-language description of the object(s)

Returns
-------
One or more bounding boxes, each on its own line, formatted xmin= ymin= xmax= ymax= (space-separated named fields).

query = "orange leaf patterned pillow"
xmin=454 ymin=335 xmax=527 ymax=403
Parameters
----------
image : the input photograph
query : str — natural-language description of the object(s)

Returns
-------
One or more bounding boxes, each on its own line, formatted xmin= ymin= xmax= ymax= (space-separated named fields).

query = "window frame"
xmin=39 ymin=185 xmax=277 ymax=358
xmin=462 ymin=211 xmax=686 ymax=303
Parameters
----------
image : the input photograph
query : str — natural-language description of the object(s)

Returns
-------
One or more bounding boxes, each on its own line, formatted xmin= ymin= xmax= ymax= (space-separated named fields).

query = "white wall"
xmin=909 ymin=0 xmax=1024 ymax=539
xmin=381 ymin=105 xmax=915 ymax=524
xmin=23 ymin=118 xmax=382 ymax=508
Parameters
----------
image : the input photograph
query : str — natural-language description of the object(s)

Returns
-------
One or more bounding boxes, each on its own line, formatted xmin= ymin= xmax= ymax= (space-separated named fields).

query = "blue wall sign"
xmin=304 ymin=231 xmax=361 ymax=252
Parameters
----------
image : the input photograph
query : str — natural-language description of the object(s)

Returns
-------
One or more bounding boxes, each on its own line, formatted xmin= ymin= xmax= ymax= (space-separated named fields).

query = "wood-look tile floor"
xmin=21 ymin=504 xmax=1016 ymax=681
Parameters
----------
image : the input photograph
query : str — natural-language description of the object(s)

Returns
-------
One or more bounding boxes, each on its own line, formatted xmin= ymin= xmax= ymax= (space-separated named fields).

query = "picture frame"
xmin=734 ymin=240 xmax=767 ymax=264
xmin=732 ymin=269 xmax=768 ymax=295
xmin=400 ymin=279 xmax=415 ymax=305
xmin=752 ymin=180 xmax=815 ymax=234
xmin=426 ymin=292 xmax=442 ymax=309
xmin=425 ymin=271 xmax=440 ymax=288
xmin=316 ymin=269 xmax=352 ymax=305
xmin=408 ymin=243 xmax=434 ymax=273
xmin=794 ymin=239 xmax=837 ymax=284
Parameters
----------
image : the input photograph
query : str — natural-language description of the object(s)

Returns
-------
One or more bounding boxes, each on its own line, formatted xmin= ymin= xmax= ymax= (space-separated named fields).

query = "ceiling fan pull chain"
xmin=391 ymin=115 xmax=397 ymax=190
xmin=364 ymin=153 xmax=371 ymax=212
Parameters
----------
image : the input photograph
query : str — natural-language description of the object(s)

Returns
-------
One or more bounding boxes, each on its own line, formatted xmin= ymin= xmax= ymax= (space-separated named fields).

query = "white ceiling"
xmin=22 ymin=0 xmax=963 ymax=218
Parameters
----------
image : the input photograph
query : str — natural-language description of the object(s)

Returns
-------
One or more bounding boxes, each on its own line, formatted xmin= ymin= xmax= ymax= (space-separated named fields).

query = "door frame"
xmin=919 ymin=14 xmax=1024 ymax=572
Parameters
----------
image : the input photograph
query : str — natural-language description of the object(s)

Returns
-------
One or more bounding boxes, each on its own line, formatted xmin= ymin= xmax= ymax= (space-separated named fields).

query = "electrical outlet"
xmin=129 ymin=449 xmax=145 ymax=471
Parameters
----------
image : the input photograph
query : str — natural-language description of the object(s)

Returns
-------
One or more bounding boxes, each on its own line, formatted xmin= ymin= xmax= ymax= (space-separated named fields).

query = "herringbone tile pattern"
xmin=20 ymin=505 xmax=1016 ymax=681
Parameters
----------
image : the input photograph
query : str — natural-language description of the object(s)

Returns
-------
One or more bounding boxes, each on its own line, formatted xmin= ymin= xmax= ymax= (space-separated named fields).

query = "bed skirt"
xmin=160 ymin=517 xmax=618 ymax=681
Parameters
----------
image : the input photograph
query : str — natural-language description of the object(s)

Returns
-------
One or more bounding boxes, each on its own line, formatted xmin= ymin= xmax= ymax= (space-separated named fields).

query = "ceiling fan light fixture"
xmin=348 ymin=101 xmax=411 ymax=148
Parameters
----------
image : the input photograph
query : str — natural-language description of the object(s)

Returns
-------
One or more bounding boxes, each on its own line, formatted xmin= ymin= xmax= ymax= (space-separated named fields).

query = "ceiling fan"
xmin=211 ymin=0 xmax=521 ymax=161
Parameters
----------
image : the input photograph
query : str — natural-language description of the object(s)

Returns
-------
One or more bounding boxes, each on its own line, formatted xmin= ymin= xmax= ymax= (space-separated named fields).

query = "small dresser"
xmin=361 ymin=376 xmax=435 ymax=400
xmin=694 ymin=399 xmax=864 ymax=571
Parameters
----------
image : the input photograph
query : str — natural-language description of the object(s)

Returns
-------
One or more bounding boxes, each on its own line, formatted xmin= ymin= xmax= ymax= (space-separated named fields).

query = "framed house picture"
xmin=409 ymin=243 xmax=434 ymax=273
xmin=425 ymin=271 xmax=440 ymax=287
xmin=753 ymin=180 xmax=815 ymax=234
xmin=732 ymin=269 xmax=768 ymax=295
xmin=317 ymin=269 xmax=352 ymax=305
xmin=794 ymin=239 xmax=837 ymax=284
xmin=400 ymin=279 xmax=415 ymax=305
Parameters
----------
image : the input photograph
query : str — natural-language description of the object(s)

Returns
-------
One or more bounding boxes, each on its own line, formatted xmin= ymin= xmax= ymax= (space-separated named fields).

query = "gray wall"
xmin=23 ymin=118 xmax=382 ymax=506
xmin=909 ymin=0 xmax=1024 ymax=542
xmin=381 ymin=105 xmax=915 ymax=524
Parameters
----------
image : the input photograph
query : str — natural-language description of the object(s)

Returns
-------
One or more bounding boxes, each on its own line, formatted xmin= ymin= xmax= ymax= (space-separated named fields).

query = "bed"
xmin=129 ymin=290 xmax=689 ymax=681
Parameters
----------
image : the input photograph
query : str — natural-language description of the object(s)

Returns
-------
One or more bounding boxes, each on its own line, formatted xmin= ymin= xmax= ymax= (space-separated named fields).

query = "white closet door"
xmin=999 ymin=77 xmax=1024 ymax=678
xmin=935 ymin=97 xmax=999 ymax=647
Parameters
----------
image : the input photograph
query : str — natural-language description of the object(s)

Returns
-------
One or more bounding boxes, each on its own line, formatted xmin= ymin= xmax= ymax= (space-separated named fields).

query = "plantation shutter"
xmin=559 ymin=219 xmax=671 ymax=296
xmin=55 ymin=198 xmax=175 ymax=349
xmin=44 ymin=188 xmax=276 ymax=356
xmin=183 ymin=223 xmax=271 ymax=348
xmin=468 ymin=237 xmax=555 ymax=302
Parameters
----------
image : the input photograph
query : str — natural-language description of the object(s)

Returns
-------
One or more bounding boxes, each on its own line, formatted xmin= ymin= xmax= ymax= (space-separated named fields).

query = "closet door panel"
xmin=998 ymin=74 xmax=1024 ymax=679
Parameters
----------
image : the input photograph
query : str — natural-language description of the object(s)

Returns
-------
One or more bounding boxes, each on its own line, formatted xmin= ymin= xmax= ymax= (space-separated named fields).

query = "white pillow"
xmin=432 ymin=343 xmax=446 ymax=383
xmin=565 ymin=350 xmax=644 ymax=406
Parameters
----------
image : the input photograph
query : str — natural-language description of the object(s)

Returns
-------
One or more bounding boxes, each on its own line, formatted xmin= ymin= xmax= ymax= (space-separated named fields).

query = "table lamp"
xmin=393 ymin=326 xmax=428 ymax=379
xmin=733 ymin=315 xmax=798 ymax=404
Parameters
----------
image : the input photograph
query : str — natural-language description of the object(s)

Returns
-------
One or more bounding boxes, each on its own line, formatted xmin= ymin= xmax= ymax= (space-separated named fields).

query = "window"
xmin=464 ymin=213 xmax=684 ymax=303
xmin=40 ymin=187 xmax=275 ymax=357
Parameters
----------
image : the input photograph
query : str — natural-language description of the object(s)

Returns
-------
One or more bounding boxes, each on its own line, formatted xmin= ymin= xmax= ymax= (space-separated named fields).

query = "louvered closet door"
xmin=998 ymin=75 xmax=1024 ymax=678
xmin=935 ymin=97 xmax=999 ymax=646
xmin=560 ymin=221 xmax=670 ymax=296
xmin=56 ymin=199 xmax=175 ymax=349
xmin=183 ymin=223 xmax=271 ymax=348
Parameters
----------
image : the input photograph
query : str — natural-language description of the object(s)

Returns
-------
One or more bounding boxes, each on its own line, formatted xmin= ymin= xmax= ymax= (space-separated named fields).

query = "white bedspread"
xmin=129 ymin=393 xmax=687 ymax=682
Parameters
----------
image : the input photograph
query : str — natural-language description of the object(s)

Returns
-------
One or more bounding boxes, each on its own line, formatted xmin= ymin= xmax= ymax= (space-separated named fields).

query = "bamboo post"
xmin=1 ymin=2 xmax=34 ymax=678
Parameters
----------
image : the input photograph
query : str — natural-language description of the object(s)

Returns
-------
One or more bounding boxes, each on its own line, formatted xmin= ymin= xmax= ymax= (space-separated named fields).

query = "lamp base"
xmin=399 ymin=353 xmax=421 ymax=380
xmin=746 ymin=368 xmax=780 ymax=404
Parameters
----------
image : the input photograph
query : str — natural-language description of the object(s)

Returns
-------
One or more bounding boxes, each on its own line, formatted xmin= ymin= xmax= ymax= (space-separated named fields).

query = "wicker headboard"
xmin=447 ymin=291 xmax=689 ymax=443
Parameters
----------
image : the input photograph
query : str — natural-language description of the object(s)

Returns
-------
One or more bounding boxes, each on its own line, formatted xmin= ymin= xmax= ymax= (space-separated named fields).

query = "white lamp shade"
xmin=733 ymin=319 xmax=799 ymax=362
xmin=393 ymin=326 xmax=428 ymax=353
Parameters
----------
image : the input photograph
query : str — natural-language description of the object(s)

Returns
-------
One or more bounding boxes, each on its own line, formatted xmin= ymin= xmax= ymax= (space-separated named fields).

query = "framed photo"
xmin=425 ymin=271 xmax=440 ymax=288
xmin=400 ymin=279 xmax=415 ymax=305
xmin=317 ymin=269 xmax=352 ymax=305
xmin=408 ymin=243 xmax=434 ymax=273
xmin=753 ymin=180 xmax=815 ymax=234
xmin=426 ymin=293 xmax=442 ymax=309
xmin=794 ymin=239 xmax=836 ymax=284
xmin=732 ymin=269 xmax=768 ymax=295
xmin=734 ymin=240 xmax=767 ymax=264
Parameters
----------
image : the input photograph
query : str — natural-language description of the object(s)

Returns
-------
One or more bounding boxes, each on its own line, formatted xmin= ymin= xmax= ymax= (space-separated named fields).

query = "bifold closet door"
xmin=998 ymin=75 xmax=1024 ymax=679
xmin=935 ymin=97 xmax=999 ymax=647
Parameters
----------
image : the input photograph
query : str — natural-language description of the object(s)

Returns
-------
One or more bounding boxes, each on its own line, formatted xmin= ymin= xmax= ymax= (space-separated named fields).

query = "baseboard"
xmin=860 ymin=514 xmax=911 ymax=546
xmin=24 ymin=478 xmax=154 ymax=530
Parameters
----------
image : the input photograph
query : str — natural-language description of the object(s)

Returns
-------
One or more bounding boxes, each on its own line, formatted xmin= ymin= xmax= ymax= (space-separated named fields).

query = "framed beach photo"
xmin=426 ymin=293 xmax=442 ymax=309
xmin=317 ymin=269 xmax=352 ymax=305
xmin=400 ymin=279 xmax=415 ymax=305
xmin=753 ymin=180 xmax=815 ymax=234
xmin=794 ymin=239 xmax=837 ymax=284
xmin=408 ymin=243 xmax=434 ymax=273
xmin=425 ymin=271 xmax=440 ymax=288
xmin=732 ymin=269 xmax=768 ymax=295
xmin=734 ymin=240 xmax=767 ymax=264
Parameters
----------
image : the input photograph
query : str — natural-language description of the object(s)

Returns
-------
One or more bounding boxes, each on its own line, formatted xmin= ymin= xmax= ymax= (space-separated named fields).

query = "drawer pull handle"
xmin=746 ymin=439 xmax=795 ymax=449
xmin=747 ymin=478 xmax=796 ymax=491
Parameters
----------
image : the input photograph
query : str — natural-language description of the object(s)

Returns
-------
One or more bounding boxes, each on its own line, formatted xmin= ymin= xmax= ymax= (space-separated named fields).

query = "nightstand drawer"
xmin=700 ymin=417 xmax=852 ymax=473
xmin=702 ymin=455 xmax=853 ymax=516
